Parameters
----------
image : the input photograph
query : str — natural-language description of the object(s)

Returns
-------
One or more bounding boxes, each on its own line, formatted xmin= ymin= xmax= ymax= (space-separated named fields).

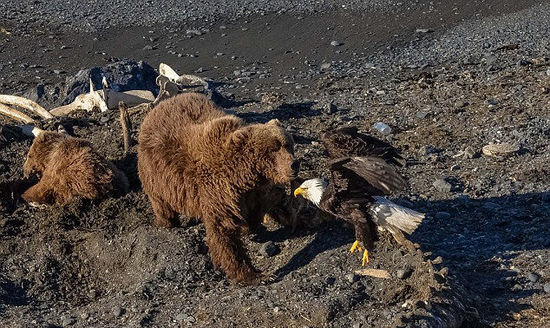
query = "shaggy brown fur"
xmin=137 ymin=93 xmax=298 ymax=284
xmin=22 ymin=131 xmax=129 ymax=205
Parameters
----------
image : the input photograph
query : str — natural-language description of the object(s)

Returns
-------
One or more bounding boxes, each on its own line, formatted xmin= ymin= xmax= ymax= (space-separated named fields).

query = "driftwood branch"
xmin=118 ymin=101 xmax=132 ymax=154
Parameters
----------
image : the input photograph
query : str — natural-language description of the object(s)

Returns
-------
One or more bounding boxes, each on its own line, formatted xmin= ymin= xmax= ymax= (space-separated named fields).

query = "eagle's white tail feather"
xmin=370 ymin=196 xmax=425 ymax=235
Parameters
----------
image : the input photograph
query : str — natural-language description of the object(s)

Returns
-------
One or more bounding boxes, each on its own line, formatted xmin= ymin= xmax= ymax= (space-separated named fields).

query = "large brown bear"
xmin=137 ymin=93 xmax=299 ymax=284
xmin=22 ymin=131 xmax=129 ymax=205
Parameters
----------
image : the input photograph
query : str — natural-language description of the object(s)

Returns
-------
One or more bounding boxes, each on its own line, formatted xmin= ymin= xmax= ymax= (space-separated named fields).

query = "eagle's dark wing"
xmin=331 ymin=156 xmax=406 ymax=195
xmin=318 ymin=156 xmax=405 ymax=220
xmin=321 ymin=126 xmax=405 ymax=166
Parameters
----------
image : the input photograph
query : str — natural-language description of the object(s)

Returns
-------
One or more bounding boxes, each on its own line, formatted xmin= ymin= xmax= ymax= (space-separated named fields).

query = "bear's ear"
xmin=266 ymin=119 xmax=282 ymax=126
xmin=228 ymin=127 xmax=249 ymax=148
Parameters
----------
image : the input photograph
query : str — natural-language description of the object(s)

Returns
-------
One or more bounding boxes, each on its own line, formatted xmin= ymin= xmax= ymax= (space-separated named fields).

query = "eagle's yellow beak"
xmin=294 ymin=187 xmax=304 ymax=198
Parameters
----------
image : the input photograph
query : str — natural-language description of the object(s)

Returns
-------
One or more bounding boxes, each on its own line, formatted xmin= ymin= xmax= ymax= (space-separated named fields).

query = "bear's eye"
xmin=273 ymin=140 xmax=282 ymax=150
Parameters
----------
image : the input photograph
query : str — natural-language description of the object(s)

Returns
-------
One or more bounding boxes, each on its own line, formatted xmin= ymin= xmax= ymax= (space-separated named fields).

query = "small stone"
xmin=416 ymin=28 xmax=433 ymax=33
xmin=435 ymin=212 xmax=451 ymax=220
xmin=53 ymin=69 xmax=65 ymax=75
xmin=143 ymin=45 xmax=154 ymax=50
xmin=346 ymin=273 xmax=358 ymax=283
xmin=112 ymin=307 xmax=124 ymax=317
xmin=175 ymin=313 xmax=187 ymax=322
xmin=321 ymin=62 xmax=331 ymax=69
xmin=482 ymin=143 xmax=519 ymax=157
xmin=186 ymin=29 xmax=202 ymax=36
xmin=485 ymin=99 xmax=498 ymax=106
xmin=433 ymin=179 xmax=452 ymax=193
xmin=100 ymin=116 xmax=110 ymax=124
xmin=260 ymin=241 xmax=279 ymax=257
xmin=216 ymin=52 xmax=224 ymax=56
xmin=273 ymin=306 xmax=280 ymax=313
xmin=373 ymin=122 xmax=392 ymax=135
xmin=396 ymin=268 xmax=413 ymax=279
xmin=61 ymin=317 xmax=76 ymax=327
xmin=432 ymin=256 xmax=443 ymax=264
xmin=416 ymin=111 xmax=428 ymax=119
xmin=80 ymin=312 xmax=89 ymax=320
xmin=543 ymin=283 xmax=550 ymax=293
xmin=330 ymin=40 xmax=342 ymax=47
xmin=60 ymin=45 xmax=69 ymax=50
xmin=353 ymin=323 xmax=361 ymax=328
xmin=527 ymin=273 xmax=540 ymax=283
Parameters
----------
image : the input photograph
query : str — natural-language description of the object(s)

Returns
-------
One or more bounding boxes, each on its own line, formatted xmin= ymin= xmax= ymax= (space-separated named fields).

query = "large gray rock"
xmin=61 ymin=60 xmax=159 ymax=105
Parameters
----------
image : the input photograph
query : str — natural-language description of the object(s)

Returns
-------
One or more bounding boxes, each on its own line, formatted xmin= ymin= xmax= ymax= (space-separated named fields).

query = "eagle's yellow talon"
xmin=362 ymin=249 xmax=369 ymax=267
xmin=350 ymin=240 xmax=360 ymax=253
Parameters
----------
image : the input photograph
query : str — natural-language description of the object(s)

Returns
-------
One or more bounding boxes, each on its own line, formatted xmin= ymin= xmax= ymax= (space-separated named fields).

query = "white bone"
xmin=0 ymin=95 xmax=53 ymax=119
xmin=159 ymin=63 xmax=181 ymax=83
xmin=49 ymin=90 xmax=154 ymax=116
xmin=102 ymin=76 xmax=109 ymax=89
xmin=0 ymin=103 xmax=35 ymax=123
xmin=19 ymin=125 xmax=44 ymax=137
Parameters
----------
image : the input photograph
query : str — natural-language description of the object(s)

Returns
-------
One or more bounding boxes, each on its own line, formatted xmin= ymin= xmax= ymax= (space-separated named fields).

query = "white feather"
xmin=370 ymin=196 xmax=425 ymax=234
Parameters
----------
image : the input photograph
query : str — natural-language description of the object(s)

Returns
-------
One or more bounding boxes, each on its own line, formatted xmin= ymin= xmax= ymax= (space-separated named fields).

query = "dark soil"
xmin=1 ymin=1 xmax=550 ymax=327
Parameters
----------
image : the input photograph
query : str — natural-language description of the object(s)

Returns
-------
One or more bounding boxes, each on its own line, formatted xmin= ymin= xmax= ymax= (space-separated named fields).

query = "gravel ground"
xmin=1 ymin=1 xmax=550 ymax=327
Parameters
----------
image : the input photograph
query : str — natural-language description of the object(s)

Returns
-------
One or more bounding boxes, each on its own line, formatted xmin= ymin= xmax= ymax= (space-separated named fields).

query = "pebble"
xmin=260 ymin=241 xmax=280 ymax=257
xmin=346 ymin=273 xmax=358 ymax=283
xmin=415 ymin=28 xmax=433 ymax=33
xmin=433 ymin=179 xmax=452 ymax=193
xmin=143 ymin=45 xmax=154 ymax=50
xmin=435 ymin=212 xmax=451 ymax=220
xmin=61 ymin=317 xmax=76 ymax=327
xmin=527 ymin=273 xmax=540 ymax=283
xmin=485 ymin=99 xmax=498 ymax=106
xmin=373 ymin=122 xmax=392 ymax=135
xmin=320 ymin=62 xmax=331 ymax=69
xmin=396 ymin=268 xmax=413 ymax=279
xmin=112 ymin=306 xmax=124 ymax=317
xmin=544 ymin=283 xmax=550 ymax=293
xmin=330 ymin=40 xmax=342 ymax=47
xmin=482 ymin=143 xmax=519 ymax=157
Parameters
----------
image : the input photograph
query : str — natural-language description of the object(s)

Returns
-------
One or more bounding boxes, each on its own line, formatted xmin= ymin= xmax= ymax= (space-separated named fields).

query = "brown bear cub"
xmin=22 ymin=130 xmax=129 ymax=205
xmin=137 ymin=93 xmax=299 ymax=284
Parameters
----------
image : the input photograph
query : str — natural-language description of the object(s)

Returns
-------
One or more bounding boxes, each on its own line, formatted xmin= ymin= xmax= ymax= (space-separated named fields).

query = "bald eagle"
xmin=294 ymin=127 xmax=424 ymax=266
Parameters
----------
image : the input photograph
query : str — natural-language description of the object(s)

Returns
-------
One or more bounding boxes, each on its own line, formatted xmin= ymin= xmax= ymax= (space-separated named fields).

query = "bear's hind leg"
xmin=150 ymin=195 xmax=177 ymax=228
xmin=204 ymin=219 xmax=260 ymax=284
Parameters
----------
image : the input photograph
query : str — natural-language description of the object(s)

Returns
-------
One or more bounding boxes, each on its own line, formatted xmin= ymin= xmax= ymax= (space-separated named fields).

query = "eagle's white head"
xmin=293 ymin=178 xmax=328 ymax=206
